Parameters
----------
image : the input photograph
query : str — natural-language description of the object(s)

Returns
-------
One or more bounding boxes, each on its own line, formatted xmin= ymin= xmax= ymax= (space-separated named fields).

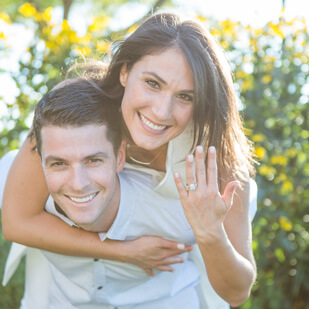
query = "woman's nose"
xmin=151 ymin=94 xmax=173 ymax=121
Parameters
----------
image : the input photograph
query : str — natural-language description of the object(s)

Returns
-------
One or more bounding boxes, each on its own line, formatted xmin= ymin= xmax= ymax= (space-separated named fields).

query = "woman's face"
xmin=120 ymin=48 xmax=195 ymax=150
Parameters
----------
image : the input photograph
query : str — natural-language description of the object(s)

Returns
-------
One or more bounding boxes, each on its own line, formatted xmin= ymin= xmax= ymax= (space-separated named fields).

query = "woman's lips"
xmin=138 ymin=112 xmax=170 ymax=133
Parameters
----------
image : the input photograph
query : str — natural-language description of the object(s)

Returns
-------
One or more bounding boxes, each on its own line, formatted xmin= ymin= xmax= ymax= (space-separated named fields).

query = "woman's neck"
xmin=125 ymin=143 xmax=168 ymax=172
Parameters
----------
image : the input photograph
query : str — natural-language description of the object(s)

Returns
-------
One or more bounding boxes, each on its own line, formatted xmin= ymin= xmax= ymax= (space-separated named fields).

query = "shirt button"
xmin=97 ymin=286 xmax=103 ymax=290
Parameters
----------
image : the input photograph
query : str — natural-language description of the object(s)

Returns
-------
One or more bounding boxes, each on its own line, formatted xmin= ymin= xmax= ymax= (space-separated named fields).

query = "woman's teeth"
xmin=139 ymin=114 xmax=167 ymax=131
xmin=69 ymin=193 xmax=96 ymax=203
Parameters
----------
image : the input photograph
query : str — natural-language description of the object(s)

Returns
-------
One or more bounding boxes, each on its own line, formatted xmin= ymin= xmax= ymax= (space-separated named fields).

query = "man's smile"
xmin=66 ymin=192 xmax=98 ymax=204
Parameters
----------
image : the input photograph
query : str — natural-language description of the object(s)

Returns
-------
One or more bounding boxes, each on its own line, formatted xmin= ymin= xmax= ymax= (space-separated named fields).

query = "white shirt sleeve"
xmin=0 ymin=150 xmax=19 ymax=209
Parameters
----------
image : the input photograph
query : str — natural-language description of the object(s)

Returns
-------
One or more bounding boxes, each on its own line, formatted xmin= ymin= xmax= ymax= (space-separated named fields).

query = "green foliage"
xmin=0 ymin=213 xmax=25 ymax=309
xmin=0 ymin=4 xmax=308 ymax=308
xmin=210 ymin=17 xmax=309 ymax=309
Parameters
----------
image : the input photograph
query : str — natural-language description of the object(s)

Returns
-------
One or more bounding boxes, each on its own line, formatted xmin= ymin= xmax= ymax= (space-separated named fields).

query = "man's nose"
xmin=68 ymin=166 xmax=91 ymax=192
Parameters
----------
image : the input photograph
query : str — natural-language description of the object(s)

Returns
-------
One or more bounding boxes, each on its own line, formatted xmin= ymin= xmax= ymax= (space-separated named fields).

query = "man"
xmin=3 ymin=77 xmax=201 ymax=309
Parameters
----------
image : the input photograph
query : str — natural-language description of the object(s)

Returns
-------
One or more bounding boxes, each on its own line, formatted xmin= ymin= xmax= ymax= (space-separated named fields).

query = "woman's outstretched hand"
xmin=174 ymin=146 xmax=239 ymax=239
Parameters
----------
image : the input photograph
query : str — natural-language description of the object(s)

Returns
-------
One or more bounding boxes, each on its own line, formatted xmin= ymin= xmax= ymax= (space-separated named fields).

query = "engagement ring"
xmin=187 ymin=183 xmax=198 ymax=191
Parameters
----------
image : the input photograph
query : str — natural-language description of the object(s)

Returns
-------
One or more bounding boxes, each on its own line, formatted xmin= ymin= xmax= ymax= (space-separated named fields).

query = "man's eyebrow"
xmin=44 ymin=156 xmax=66 ymax=165
xmin=84 ymin=152 xmax=110 ymax=160
xmin=143 ymin=71 xmax=194 ymax=94
xmin=44 ymin=152 xmax=110 ymax=165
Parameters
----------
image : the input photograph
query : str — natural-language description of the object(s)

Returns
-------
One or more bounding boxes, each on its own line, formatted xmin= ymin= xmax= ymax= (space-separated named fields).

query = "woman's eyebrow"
xmin=143 ymin=71 xmax=167 ymax=85
xmin=142 ymin=71 xmax=194 ymax=94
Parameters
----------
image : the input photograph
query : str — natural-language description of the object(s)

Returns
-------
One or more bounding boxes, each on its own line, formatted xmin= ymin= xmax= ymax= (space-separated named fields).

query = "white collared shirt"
xmin=43 ymin=170 xmax=200 ymax=308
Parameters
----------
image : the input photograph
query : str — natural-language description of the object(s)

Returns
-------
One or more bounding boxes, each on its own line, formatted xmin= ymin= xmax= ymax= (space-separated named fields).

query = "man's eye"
xmin=146 ymin=80 xmax=160 ymax=89
xmin=88 ymin=159 xmax=102 ymax=164
xmin=51 ymin=162 xmax=65 ymax=167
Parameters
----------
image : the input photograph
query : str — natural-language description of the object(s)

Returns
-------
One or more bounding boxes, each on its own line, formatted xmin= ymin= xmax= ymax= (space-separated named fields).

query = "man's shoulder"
xmin=119 ymin=169 xmax=153 ymax=190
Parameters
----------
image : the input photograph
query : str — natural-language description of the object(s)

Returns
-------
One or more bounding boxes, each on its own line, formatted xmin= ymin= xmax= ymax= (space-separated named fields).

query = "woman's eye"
xmin=178 ymin=94 xmax=193 ymax=102
xmin=146 ymin=80 xmax=160 ymax=89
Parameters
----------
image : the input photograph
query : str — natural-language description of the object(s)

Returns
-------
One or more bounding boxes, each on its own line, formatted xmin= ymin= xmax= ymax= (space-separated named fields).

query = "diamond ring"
xmin=187 ymin=183 xmax=198 ymax=191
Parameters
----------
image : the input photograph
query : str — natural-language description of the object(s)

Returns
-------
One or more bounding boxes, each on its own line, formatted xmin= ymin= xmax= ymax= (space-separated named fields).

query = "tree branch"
xmin=63 ymin=0 xmax=74 ymax=20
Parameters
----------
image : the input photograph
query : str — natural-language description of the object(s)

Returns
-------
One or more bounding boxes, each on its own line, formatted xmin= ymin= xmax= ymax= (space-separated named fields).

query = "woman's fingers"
xmin=195 ymin=145 xmax=207 ymax=188
xmin=186 ymin=154 xmax=196 ymax=189
xmin=207 ymin=146 xmax=219 ymax=193
xmin=222 ymin=181 xmax=239 ymax=209
xmin=174 ymin=172 xmax=188 ymax=200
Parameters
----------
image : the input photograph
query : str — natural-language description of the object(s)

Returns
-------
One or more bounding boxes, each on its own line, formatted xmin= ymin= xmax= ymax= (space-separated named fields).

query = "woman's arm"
xmin=2 ymin=137 xmax=192 ymax=275
xmin=174 ymin=146 xmax=256 ymax=307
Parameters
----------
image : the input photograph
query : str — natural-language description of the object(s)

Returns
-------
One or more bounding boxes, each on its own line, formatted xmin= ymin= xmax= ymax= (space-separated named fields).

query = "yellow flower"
xmin=274 ymin=173 xmax=287 ymax=184
xmin=210 ymin=28 xmax=221 ymax=38
xmin=96 ymin=41 xmax=111 ymax=53
xmin=42 ymin=7 xmax=53 ymax=22
xmin=243 ymin=127 xmax=252 ymax=135
xmin=254 ymin=28 xmax=264 ymax=36
xmin=79 ymin=33 xmax=92 ymax=46
xmin=268 ymin=22 xmax=285 ymax=39
xmin=220 ymin=40 xmax=229 ymax=49
xmin=18 ymin=3 xmax=37 ymax=18
xmin=0 ymin=12 xmax=10 ymax=24
xmin=285 ymin=149 xmax=298 ymax=158
xmin=270 ymin=155 xmax=288 ymax=166
xmin=259 ymin=165 xmax=276 ymax=176
xmin=262 ymin=74 xmax=272 ymax=84
xmin=127 ymin=24 xmax=138 ymax=34
xmin=88 ymin=16 xmax=110 ymax=32
xmin=221 ymin=20 xmax=239 ymax=36
xmin=236 ymin=70 xmax=247 ymax=79
xmin=246 ymin=120 xmax=256 ymax=128
xmin=242 ymin=78 xmax=254 ymax=91
xmin=75 ymin=46 xmax=92 ymax=57
xmin=255 ymin=147 xmax=266 ymax=159
xmin=196 ymin=15 xmax=207 ymax=23
xmin=0 ymin=32 xmax=6 ymax=40
xmin=62 ymin=20 xmax=71 ymax=32
xmin=279 ymin=216 xmax=292 ymax=231
xmin=280 ymin=181 xmax=294 ymax=195
xmin=252 ymin=134 xmax=265 ymax=142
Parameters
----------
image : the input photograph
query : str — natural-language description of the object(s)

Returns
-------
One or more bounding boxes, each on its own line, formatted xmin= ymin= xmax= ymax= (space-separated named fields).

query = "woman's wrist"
xmin=194 ymin=223 xmax=229 ymax=247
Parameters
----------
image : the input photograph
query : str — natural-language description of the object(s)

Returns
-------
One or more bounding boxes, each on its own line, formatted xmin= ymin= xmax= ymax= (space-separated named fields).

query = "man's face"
xmin=41 ymin=124 xmax=125 ymax=232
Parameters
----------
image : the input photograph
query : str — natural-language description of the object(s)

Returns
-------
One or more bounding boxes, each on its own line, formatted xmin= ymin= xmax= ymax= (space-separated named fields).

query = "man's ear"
xmin=119 ymin=64 xmax=128 ymax=87
xmin=116 ymin=140 xmax=126 ymax=173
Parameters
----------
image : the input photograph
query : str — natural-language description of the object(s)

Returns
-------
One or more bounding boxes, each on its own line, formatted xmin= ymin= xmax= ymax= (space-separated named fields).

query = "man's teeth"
xmin=139 ymin=114 xmax=167 ymax=131
xmin=69 ymin=193 xmax=96 ymax=203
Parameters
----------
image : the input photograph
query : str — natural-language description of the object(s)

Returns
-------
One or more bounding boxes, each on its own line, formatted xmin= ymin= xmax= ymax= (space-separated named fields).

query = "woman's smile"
xmin=120 ymin=48 xmax=194 ymax=150
xmin=138 ymin=112 xmax=170 ymax=133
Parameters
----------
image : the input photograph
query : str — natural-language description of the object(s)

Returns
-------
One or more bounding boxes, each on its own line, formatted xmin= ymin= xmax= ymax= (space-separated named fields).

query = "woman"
xmin=2 ymin=12 xmax=256 ymax=307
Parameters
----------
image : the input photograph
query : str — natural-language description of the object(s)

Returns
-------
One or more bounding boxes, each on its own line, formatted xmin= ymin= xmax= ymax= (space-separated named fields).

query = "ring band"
xmin=187 ymin=183 xmax=198 ymax=191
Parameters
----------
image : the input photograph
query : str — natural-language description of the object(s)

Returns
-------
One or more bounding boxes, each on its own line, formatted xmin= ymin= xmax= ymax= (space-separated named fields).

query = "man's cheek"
xmin=45 ymin=176 xmax=62 ymax=195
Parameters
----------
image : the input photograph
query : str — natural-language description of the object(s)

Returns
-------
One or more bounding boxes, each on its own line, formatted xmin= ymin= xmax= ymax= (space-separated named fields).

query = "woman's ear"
xmin=116 ymin=140 xmax=126 ymax=173
xmin=119 ymin=64 xmax=128 ymax=87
